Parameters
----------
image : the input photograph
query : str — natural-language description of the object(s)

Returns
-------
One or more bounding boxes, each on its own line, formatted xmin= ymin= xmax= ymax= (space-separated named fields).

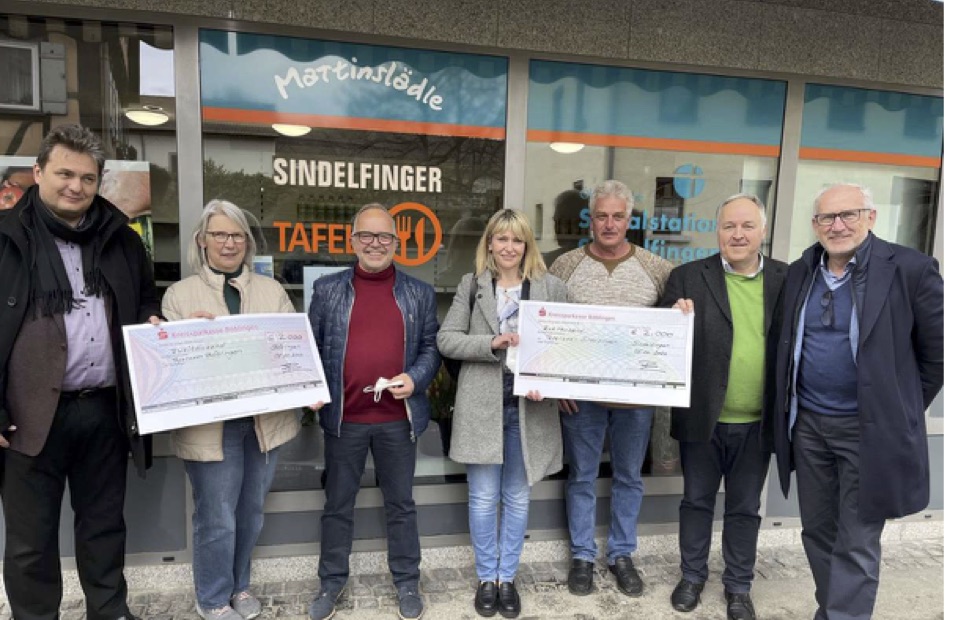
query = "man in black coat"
xmin=659 ymin=194 xmax=786 ymax=620
xmin=0 ymin=124 xmax=160 ymax=620
xmin=773 ymin=183 xmax=943 ymax=620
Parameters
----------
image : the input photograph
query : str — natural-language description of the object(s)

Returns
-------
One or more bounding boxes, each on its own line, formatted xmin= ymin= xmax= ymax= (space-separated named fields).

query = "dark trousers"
xmin=1 ymin=389 xmax=130 ymax=620
xmin=318 ymin=419 xmax=420 ymax=592
xmin=678 ymin=421 xmax=770 ymax=593
xmin=793 ymin=409 xmax=885 ymax=620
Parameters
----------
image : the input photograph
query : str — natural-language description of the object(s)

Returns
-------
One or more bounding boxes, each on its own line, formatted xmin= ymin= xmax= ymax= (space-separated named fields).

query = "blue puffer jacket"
xmin=308 ymin=267 xmax=441 ymax=440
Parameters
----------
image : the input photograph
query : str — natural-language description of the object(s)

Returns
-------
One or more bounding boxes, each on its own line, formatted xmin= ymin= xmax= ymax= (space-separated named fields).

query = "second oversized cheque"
xmin=513 ymin=301 xmax=693 ymax=408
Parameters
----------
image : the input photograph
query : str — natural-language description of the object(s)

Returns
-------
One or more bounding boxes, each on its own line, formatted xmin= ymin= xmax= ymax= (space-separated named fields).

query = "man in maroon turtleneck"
xmin=308 ymin=203 xmax=441 ymax=620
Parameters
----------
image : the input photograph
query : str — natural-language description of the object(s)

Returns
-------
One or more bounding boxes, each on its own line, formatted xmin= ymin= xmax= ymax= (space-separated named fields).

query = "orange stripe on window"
xmin=799 ymin=148 xmax=942 ymax=169
xmin=202 ymin=107 xmax=505 ymax=140
xmin=527 ymin=130 xmax=780 ymax=157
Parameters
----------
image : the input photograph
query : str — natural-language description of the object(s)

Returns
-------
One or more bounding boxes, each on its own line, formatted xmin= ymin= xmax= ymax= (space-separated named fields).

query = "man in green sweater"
xmin=658 ymin=194 xmax=787 ymax=620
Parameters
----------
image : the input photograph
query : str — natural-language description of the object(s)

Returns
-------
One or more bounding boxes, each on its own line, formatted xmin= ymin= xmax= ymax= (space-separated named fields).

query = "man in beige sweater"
xmin=549 ymin=180 xmax=673 ymax=598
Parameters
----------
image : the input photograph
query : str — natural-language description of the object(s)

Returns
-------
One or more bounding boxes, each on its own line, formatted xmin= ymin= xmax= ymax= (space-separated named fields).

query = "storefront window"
xmin=789 ymin=84 xmax=943 ymax=260
xmin=0 ymin=15 xmax=179 ymax=296
xmin=198 ymin=29 xmax=508 ymax=490
xmin=524 ymin=60 xmax=787 ymax=477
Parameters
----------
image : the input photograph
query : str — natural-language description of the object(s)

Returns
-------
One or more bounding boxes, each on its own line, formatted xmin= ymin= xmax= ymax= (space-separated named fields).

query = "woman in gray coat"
xmin=437 ymin=209 xmax=567 ymax=619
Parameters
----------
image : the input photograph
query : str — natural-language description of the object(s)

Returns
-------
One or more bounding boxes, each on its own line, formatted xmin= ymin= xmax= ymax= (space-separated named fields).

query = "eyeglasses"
xmin=205 ymin=231 xmax=247 ymax=244
xmin=352 ymin=231 xmax=397 ymax=246
xmin=812 ymin=209 xmax=871 ymax=227
xmin=820 ymin=289 xmax=834 ymax=328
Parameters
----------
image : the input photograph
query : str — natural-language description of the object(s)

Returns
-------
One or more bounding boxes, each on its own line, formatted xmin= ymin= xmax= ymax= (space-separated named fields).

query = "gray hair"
xmin=813 ymin=183 xmax=875 ymax=213
xmin=716 ymin=193 xmax=768 ymax=228
xmin=187 ymin=199 xmax=257 ymax=273
xmin=589 ymin=179 xmax=635 ymax=213
xmin=37 ymin=124 xmax=106 ymax=176
xmin=351 ymin=202 xmax=396 ymax=232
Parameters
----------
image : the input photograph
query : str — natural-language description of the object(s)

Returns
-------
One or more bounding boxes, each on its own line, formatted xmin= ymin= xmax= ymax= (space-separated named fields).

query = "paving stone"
xmin=443 ymin=578 xmax=471 ymax=592
xmin=429 ymin=567 xmax=463 ymax=581
xmin=358 ymin=573 xmax=391 ymax=587
xmin=2 ymin=535 xmax=943 ymax=620
xmin=419 ymin=579 xmax=448 ymax=593
xmin=347 ymin=583 xmax=372 ymax=597
xmin=372 ymin=583 xmax=396 ymax=597
xmin=426 ymin=591 xmax=455 ymax=605
xmin=282 ymin=581 xmax=312 ymax=594
xmin=273 ymin=603 xmax=306 ymax=617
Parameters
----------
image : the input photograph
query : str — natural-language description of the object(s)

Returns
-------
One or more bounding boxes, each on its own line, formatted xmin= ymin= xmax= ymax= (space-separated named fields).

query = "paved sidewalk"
xmin=0 ymin=523 xmax=943 ymax=619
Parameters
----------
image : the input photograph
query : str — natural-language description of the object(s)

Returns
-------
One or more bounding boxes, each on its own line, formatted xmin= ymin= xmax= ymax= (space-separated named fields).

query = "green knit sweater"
xmin=719 ymin=272 xmax=765 ymax=423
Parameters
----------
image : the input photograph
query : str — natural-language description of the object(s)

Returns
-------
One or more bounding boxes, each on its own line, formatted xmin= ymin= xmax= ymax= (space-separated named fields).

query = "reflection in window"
xmin=199 ymin=31 xmax=509 ymax=490
xmin=526 ymin=61 xmax=787 ymax=478
xmin=526 ymin=143 xmax=780 ymax=478
xmin=0 ymin=15 xmax=178 ymax=291
xmin=654 ymin=176 xmax=685 ymax=223
xmin=791 ymin=85 xmax=943 ymax=260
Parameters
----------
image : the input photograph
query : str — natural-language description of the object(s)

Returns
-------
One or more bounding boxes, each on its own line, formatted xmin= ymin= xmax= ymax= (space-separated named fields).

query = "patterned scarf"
xmin=23 ymin=185 xmax=112 ymax=317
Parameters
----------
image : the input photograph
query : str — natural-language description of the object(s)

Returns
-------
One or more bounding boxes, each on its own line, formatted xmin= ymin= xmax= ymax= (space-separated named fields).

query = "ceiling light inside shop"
xmin=272 ymin=123 xmax=312 ymax=137
xmin=125 ymin=105 xmax=169 ymax=126
xmin=549 ymin=142 xmax=585 ymax=154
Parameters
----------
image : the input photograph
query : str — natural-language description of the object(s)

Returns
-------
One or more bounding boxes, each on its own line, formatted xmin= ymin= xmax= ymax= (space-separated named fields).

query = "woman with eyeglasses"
xmin=437 ymin=209 xmax=568 ymax=618
xmin=162 ymin=199 xmax=299 ymax=620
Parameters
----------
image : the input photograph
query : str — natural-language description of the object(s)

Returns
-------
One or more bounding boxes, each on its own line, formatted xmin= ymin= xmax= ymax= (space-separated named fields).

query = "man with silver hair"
xmin=659 ymin=193 xmax=787 ymax=620
xmin=773 ymin=183 xmax=943 ymax=620
xmin=0 ymin=123 xmax=160 ymax=619
xmin=549 ymin=180 xmax=673 ymax=598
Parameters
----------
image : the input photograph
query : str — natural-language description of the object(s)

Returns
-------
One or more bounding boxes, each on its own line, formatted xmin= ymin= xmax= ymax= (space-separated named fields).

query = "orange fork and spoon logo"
xmin=390 ymin=202 xmax=442 ymax=267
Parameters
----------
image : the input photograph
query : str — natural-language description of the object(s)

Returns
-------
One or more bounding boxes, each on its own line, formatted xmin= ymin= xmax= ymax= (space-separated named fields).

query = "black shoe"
xmin=498 ymin=581 xmax=521 ymax=619
xmin=670 ymin=579 xmax=704 ymax=612
xmin=567 ymin=559 xmax=594 ymax=595
xmin=607 ymin=556 xmax=644 ymax=597
xmin=725 ymin=591 xmax=756 ymax=620
xmin=474 ymin=581 xmax=498 ymax=617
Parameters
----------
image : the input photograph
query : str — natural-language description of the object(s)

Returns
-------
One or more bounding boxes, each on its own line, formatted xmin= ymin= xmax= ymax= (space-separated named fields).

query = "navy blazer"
xmin=659 ymin=253 xmax=787 ymax=449
xmin=307 ymin=266 xmax=441 ymax=440
xmin=773 ymin=234 xmax=944 ymax=521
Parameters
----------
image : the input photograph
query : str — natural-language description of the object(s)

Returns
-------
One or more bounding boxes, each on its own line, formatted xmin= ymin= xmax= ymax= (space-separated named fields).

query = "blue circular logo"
xmin=673 ymin=164 xmax=705 ymax=199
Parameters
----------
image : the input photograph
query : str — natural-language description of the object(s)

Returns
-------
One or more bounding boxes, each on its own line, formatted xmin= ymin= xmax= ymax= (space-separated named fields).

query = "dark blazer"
xmin=0 ymin=190 xmax=161 ymax=474
xmin=659 ymin=253 xmax=787 ymax=449
xmin=773 ymin=235 xmax=944 ymax=521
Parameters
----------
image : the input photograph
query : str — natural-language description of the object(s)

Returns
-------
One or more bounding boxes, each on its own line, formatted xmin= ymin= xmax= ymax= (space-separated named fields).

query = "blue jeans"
xmin=184 ymin=418 xmax=279 ymax=609
xmin=466 ymin=391 xmax=529 ymax=582
xmin=318 ymin=420 xmax=420 ymax=591
xmin=561 ymin=401 xmax=653 ymax=563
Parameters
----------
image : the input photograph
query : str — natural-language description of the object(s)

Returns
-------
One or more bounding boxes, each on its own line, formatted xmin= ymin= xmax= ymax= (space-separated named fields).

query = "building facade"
xmin=0 ymin=0 xmax=943 ymax=565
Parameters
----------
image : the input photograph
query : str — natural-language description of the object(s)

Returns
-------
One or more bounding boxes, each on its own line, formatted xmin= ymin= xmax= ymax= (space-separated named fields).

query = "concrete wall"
xmin=27 ymin=0 xmax=943 ymax=89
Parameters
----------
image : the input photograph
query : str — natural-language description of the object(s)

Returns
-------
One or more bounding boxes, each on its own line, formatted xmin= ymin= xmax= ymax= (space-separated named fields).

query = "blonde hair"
xmin=188 ymin=199 xmax=257 ymax=273
xmin=474 ymin=209 xmax=547 ymax=281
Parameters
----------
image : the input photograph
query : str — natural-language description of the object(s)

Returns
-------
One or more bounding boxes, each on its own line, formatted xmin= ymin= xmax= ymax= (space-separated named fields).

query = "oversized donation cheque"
xmin=513 ymin=301 xmax=694 ymax=407
xmin=123 ymin=313 xmax=331 ymax=434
